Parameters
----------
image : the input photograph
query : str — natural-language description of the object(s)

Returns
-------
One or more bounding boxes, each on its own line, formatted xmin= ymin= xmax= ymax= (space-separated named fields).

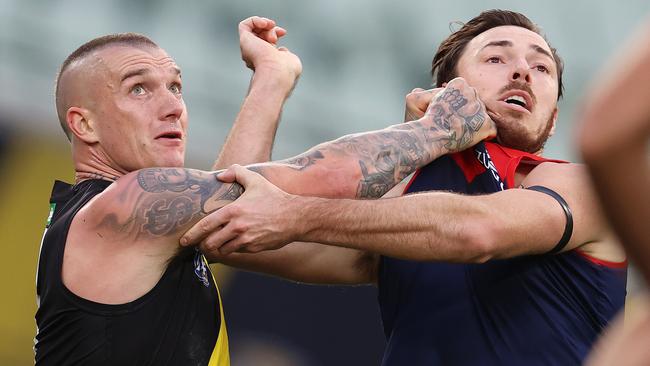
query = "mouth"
xmin=500 ymin=90 xmax=533 ymax=113
xmin=155 ymin=131 xmax=183 ymax=141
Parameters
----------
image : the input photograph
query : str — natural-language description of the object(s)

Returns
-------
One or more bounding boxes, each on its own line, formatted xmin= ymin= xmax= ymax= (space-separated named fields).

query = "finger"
xmin=216 ymin=164 xmax=239 ymax=183
xmin=225 ymin=164 xmax=265 ymax=189
xmin=411 ymin=88 xmax=438 ymax=107
xmin=411 ymin=87 xmax=425 ymax=93
xmin=239 ymin=16 xmax=262 ymax=33
xmin=219 ymin=235 xmax=247 ymax=255
xmin=277 ymin=46 xmax=289 ymax=52
xmin=259 ymin=28 xmax=278 ymax=44
xmin=251 ymin=17 xmax=275 ymax=31
xmin=200 ymin=225 xmax=239 ymax=254
xmin=486 ymin=110 xmax=502 ymax=123
xmin=180 ymin=210 xmax=231 ymax=246
xmin=275 ymin=26 xmax=287 ymax=39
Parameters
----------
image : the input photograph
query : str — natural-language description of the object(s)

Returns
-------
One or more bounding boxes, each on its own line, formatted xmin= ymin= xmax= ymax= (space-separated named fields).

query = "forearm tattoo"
xmin=97 ymin=168 xmax=243 ymax=238
xmin=276 ymin=85 xmax=487 ymax=199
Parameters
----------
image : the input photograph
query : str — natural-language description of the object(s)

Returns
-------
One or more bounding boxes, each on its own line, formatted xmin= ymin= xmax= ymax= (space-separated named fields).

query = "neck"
xmin=72 ymin=140 xmax=129 ymax=184
xmin=74 ymin=170 xmax=119 ymax=184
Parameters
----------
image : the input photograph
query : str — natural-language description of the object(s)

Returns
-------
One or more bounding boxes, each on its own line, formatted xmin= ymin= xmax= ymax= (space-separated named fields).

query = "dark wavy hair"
xmin=431 ymin=9 xmax=564 ymax=100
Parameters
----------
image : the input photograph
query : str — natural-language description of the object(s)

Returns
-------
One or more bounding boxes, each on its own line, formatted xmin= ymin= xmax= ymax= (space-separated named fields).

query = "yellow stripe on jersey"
xmin=205 ymin=255 xmax=230 ymax=366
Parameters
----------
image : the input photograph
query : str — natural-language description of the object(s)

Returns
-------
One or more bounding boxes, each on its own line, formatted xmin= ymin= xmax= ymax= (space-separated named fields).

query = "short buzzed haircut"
xmin=55 ymin=33 xmax=158 ymax=141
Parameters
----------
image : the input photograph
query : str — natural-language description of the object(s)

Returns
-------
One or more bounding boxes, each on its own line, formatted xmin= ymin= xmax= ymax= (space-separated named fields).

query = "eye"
xmin=131 ymin=84 xmax=146 ymax=96
xmin=169 ymin=83 xmax=182 ymax=94
xmin=487 ymin=56 xmax=502 ymax=64
xmin=535 ymin=65 xmax=549 ymax=73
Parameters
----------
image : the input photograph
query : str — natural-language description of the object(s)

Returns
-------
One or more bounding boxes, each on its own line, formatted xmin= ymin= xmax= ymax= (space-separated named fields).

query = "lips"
xmin=155 ymin=130 xmax=183 ymax=140
xmin=499 ymin=90 xmax=534 ymax=113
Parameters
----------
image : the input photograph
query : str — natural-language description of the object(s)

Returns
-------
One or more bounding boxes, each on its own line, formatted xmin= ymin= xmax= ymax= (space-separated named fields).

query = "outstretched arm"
xmin=185 ymin=162 xmax=622 ymax=265
xmin=578 ymin=21 xmax=650 ymax=283
xmin=213 ymin=16 xmax=302 ymax=169
xmin=246 ymin=77 xmax=496 ymax=199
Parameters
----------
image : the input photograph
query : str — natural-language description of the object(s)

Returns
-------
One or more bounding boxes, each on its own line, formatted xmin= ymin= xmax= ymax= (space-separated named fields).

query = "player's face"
xmin=456 ymin=26 xmax=559 ymax=153
xmin=89 ymin=45 xmax=188 ymax=172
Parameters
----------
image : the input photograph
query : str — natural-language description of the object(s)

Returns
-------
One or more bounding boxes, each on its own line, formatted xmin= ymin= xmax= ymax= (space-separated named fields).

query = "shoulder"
xmin=523 ymin=162 xmax=587 ymax=188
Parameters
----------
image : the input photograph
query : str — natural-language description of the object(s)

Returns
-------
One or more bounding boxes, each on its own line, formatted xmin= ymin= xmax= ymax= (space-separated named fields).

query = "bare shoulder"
xmin=63 ymin=167 xmax=241 ymax=304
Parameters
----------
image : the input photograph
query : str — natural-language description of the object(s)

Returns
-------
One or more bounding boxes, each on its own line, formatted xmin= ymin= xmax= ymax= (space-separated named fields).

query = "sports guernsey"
xmin=378 ymin=142 xmax=627 ymax=365
xmin=34 ymin=179 xmax=229 ymax=366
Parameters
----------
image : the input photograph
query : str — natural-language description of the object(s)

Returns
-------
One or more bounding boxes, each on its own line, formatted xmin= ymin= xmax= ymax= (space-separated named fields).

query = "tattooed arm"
xmin=63 ymin=167 xmax=242 ymax=304
xmin=244 ymin=77 xmax=496 ymax=199
xmin=87 ymin=168 xmax=242 ymax=240
xmin=182 ymin=77 xmax=495 ymax=256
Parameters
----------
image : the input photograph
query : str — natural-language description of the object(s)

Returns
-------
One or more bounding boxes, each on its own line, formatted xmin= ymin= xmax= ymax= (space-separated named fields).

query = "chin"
xmin=153 ymin=156 xmax=185 ymax=168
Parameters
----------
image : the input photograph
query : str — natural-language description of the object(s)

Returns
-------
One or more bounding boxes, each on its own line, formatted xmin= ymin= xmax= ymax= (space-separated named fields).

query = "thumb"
xmin=220 ymin=164 xmax=264 ymax=189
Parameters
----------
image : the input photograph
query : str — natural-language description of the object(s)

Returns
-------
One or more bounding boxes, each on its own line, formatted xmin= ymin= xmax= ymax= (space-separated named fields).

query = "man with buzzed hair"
xmin=181 ymin=10 xmax=628 ymax=365
xmin=35 ymin=15 xmax=496 ymax=365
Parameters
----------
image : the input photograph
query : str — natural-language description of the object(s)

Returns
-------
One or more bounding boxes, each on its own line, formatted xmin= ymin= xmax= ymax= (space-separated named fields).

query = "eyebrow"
xmin=481 ymin=40 xmax=554 ymax=60
xmin=120 ymin=66 xmax=182 ymax=83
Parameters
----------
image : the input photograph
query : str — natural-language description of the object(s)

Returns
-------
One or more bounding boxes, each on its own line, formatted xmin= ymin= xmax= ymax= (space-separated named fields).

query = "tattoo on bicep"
xmin=96 ymin=168 xmax=244 ymax=238
xmin=143 ymin=196 xmax=196 ymax=235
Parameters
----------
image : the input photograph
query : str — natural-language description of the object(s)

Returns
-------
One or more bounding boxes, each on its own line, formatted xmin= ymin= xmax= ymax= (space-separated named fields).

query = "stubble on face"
xmin=490 ymin=80 xmax=554 ymax=153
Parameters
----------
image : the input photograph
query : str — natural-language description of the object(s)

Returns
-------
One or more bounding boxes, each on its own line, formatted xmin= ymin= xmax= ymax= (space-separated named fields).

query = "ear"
xmin=67 ymin=107 xmax=99 ymax=144
xmin=548 ymin=107 xmax=559 ymax=137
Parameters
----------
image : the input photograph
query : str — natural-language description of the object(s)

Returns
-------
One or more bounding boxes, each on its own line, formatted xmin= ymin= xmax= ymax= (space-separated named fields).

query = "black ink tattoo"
xmin=143 ymin=196 xmax=196 ymax=236
xmin=284 ymin=150 xmax=325 ymax=171
xmin=438 ymin=88 xmax=468 ymax=111
xmin=137 ymin=168 xmax=220 ymax=213
xmin=96 ymin=168 xmax=245 ymax=238
xmin=219 ymin=183 xmax=244 ymax=201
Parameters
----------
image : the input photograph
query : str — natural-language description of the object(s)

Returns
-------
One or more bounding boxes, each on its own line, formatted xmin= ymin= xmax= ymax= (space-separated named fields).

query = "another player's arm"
xmin=579 ymin=21 xmax=650 ymax=282
xmin=193 ymin=162 xmax=622 ymax=263
xmin=213 ymin=243 xmax=379 ymax=285
xmin=213 ymin=16 xmax=301 ymax=169
xmin=291 ymin=162 xmax=621 ymax=262
xmin=202 ymin=182 xmax=408 ymax=284
xmin=245 ymin=77 xmax=496 ymax=199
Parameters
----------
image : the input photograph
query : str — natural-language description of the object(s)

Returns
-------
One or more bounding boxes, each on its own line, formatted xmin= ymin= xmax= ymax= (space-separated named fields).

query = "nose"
xmin=160 ymin=89 xmax=184 ymax=122
xmin=510 ymin=59 xmax=532 ymax=84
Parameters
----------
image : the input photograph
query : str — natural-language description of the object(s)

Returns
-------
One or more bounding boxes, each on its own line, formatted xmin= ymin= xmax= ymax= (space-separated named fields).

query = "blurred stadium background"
xmin=1 ymin=0 xmax=649 ymax=365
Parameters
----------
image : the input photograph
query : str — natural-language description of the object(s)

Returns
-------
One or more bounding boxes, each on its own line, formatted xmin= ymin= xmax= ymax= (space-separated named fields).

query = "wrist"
xmin=290 ymin=195 xmax=324 ymax=241
xmin=251 ymin=64 xmax=299 ymax=93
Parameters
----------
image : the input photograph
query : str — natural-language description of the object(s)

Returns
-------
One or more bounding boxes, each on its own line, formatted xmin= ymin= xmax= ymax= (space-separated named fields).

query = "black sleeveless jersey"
xmin=35 ymin=179 xmax=230 ymax=366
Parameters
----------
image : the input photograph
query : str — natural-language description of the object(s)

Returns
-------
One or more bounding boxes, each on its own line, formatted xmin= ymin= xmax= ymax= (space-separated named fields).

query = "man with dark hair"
xmin=181 ymin=9 xmax=627 ymax=365
xmin=35 ymin=14 xmax=495 ymax=365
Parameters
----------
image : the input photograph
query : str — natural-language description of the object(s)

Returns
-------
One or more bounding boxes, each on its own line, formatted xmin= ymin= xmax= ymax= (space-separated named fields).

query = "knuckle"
xmin=232 ymin=221 xmax=248 ymax=234
xmin=200 ymin=240 xmax=214 ymax=253
xmin=198 ymin=219 xmax=212 ymax=232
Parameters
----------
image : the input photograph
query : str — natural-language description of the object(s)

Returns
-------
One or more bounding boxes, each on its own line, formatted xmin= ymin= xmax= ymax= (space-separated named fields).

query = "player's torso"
xmin=35 ymin=179 xmax=229 ymax=366
xmin=377 ymin=143 xmax=627 ymax=365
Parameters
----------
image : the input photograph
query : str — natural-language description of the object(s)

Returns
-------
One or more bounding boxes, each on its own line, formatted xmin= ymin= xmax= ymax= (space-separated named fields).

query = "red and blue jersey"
xmin=377 ymin=142 xmax=626 ymax=365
